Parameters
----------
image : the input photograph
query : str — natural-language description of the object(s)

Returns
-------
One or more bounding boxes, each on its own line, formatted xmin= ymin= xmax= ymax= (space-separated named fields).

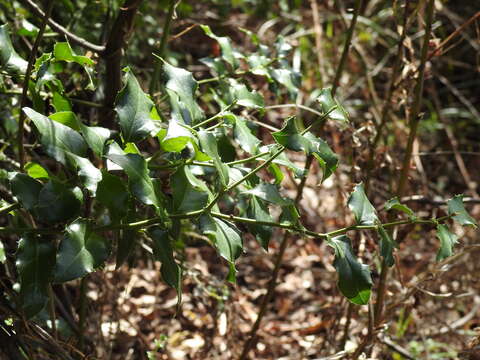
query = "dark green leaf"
xmin=329 ymin=235 xmax=372 ymax=305
xmin=246 ymin=196 xmax=273 ymax=250
xmin=106 ymin=152 xmax=160 ymax=207
xmin=279 ymin=204 xmax=301 ymax=226
xmin=243 ymin=183 xmax=291 ymax=206
xmin=377 ymin=225 xmax=396 ymax=267
xmin=96 ymin=171 xmax=129 ymax=220
xmin=0 ymin=24 xmax=27 ymax=74
xmin=436 ymin=224 xmax=459 ymax=261
xmin=163 ymin=61 xmax=204 ymax=125
xmin=317 ymin=88 xmax=349 ymax=124
xmin=115 ymin=70 xmax=156 ymax=142
xmin=161 ymin=120 xmax=193 ymax=153
xmin=272 ymin=116 xmax=309 ymax=152
xmin=270 ymin=68 xmax=300 ymax=99
xmin=67 ymin=153 xmax=102 ymax=194
xmin=9 ymin=173 xmax=42 ymax=211
xmin=234 ymin=117 xmax=261 ymax=155
xmin=149 ymin=228 xmax=182 ymax=301
xmin=200 ymin=214 xmax=243 ymax=263
xmin=0 ymin=241 xmax=5 ymax=263
xmin=259 ymin=146 xmax=306 ymax=178
xmin=16 ymin=234 xmax=56 ymax=318
xmin=79 ymin=124 xmax=111 ymax=157
xmin=54 ymin=219 xmax=109 ymax=282
xmin=201 ymin=25 xmax=240 ymax=69
xmin=228 ymin=79 xmax=264 ymax=108
xmin=304 ymin=132 xmax=338 ymax=181
xmin=447 ymin=195 xmax=477 ymax=228
xmin=384 ymin=197 xmax=415 ymax=218
xmin=347 ymin=183 xmax=378 ymax=225
xmin=198 ymin=130 xmax=229 ymax=188
xmin=171 ymin=166 xmax=209 ymax=212
xmin=35 ymin=180 xmax=83 ymax=223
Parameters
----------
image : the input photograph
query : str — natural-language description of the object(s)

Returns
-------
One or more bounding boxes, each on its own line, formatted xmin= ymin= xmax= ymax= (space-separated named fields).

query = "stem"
xmin=191 ymin=102 xmax=236 ymax=129
xmin=0 ymin=203 xmax=21 ymax=216
xmin=149 ymin=0 xmax=177 ymax=96
xmin=18 ymin=0 xmax=54 ymax=171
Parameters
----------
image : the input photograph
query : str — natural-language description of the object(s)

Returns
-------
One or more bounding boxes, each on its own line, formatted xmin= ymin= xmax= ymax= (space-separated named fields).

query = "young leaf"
xmin=148 ymin=228 xmax=182 ymax=301
xmin=106 ymin=152 xmax=161 ymax=207
xmin=200 ymin=214 xmax=243 ymax=263
xmin=54 ymin=219 xmax=110 ymax=282
xmin=377 ymin=225 xmax=396 ymax=267
xmin=115 ymin=70 xmax=156 ymax=142
xmin=16 ymin=234 xmax=56 ymax=318
xmin=317 ymin=88 xmax=349 ymax=124
xmin=328 ymin=235 xmax=372 ymax=305
xmin=347 ymin=183 xmax=378 ymax=225
xmin=198 ymin=130 xmax=229 ymax=188
xmin=49 ymin=111 xmax=80 ymax=130
xmin=0 ymin=24 xmax=28 ymax=74
xmin=234 ymin=117 xmax=261 ymax=155
xmin=201 ymin=25 xmax=240 ymax=69
xmin=52 ymin=42 xmax=95 ymax=89
xmin=447 ymin=195 xmax=477 ymax=228
xmin=171 ymin=165 xmax=209 ymax=212
xmin=243 ymin=183 xmax=292 ymax=206
xmin=246 ymin=196 xmax=273 ymax=250
xmin=161 ymin=120 xmax=194 ymax=153
xmin=35 ymin=181 xmax=83 ymax=223
xmin=163 ymin=61 xmax=205 ymax=125
xmin=9 ymin=173 xmax=42 ymax=211
xmin=436 ymin=224 xmax=459 ymax=261
xmin=25 ymin=162 xmax=49 ymax=179
xmin=384 ymin=197 xmax=415 ymax=218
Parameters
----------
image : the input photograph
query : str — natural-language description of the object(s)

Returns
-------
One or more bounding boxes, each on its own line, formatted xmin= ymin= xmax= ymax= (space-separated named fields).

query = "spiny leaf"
xmin=246 ymin=196 xmax=273 ymax=250
xmin=384 ymin=197 xmax=415 ymax=218
xmin=447 ymin=195 xmax=477 ymax=228
xmin=198 ymin=130 xmax=229 ymax=188
xmin=53 ymin=42 xmax=95 ymax=89
xmin=233 ymin=117 xmax=261 ymax=155
xmin=115 ymin=70 xmax=156 ymax=142
xmin=16 ymin=234 xmax=56 ymax=318
xmin=54 ymin=219 xmax=109 ymax=282
xmin=201 ymin=25 xmax=240 ymax=70
xmin=171 ymin=165 xmax=209 ymax=212
xmin=242 ymin=183 xmax=291 ymax=206
xmin=161 ymin=120 xmax=194 ymax=153
xmin=79 ymin=124 xmax=111 ymax=157
xmin=317 ymin=88 xmax=349 ymax=124
xmin=347 ymin=183 xmax=378 ymax=225
xmin=96 ymin=171 xmax=129 ymax=220
xmin=436 ymin=224 xmax=459 ymax=261
xmin=328 ymin=235 xmax=372 ymax=305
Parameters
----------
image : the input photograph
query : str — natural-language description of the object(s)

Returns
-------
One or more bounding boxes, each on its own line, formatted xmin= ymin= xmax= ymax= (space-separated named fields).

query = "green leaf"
xmin=377 ymin=225 xmax=396 ymax=267
xmin=259 ymin=146 xmax=306 ymax=178
xmin=79 ymin=124 xmax=111 ymax=157
xmin=171 ymin=165 xmax=209 ymax=212
xmin=228 ymin=79 xmax=264 ymax=109
xmin=243 ymin=183 xmax=291 ymax=206
xmin=279 ymin=203 xmax=301 ymax=226
xmin=246 ymin=196 xmax=273 ymax=250
xmin=200 ymin=214 xmax=243 ymax=264
xmin=201 ymin=25 xmax=240 ymax=69
xmin=234 ymin=117 xmax=261 ymax=155
xmin=163 ymin=61 xmax=205 ymax=125
xmin=198 ymin=130 xmax=229 ymax=188
xmin=116 ymin=227 xmax=137 ymax=269
xmin=52 ymin=91 xmax=72 ymax=112
xmin=436 ymin=224 xmax=459 ymax=261
xmin=384 ymin=197 xmax=415 ymax=218
xmin=328 ymin=235 xmax=372 ymax=305
xmin=267 ymin=163 xmax=284 ymax=184
xmin=54 ymin=219 xmax=109 ymax=282
xmin=161 ymin=120 xmax=194 ymax=153
xmin=96 ymin=171 xmax=129 ymax=220
xmin=68 ymin=153 xmax=102 ymax=194
xmin=49 ymin=110 xmax=79 ymax=131
xmin=272 ymin=117 xmax=308 ymax=152
xmin=447 ymin=195 xmax=477 ymax=228
xmin=52 ymin=42 xmax=95 ymax=89
xmin=270 ymin=68 xmax=300 ymax=99
xmin=25 ymin=162 xmax=49 ymax=179
xmin=106 ymin=152 xmax=160 ymax=207
xmin=9 ymin=173 xmax=42 ymax=211
xmin=347 ymin=183 xmax=378 ymax=225
xmin=0 ymin=241 xmax=5 ymax=264
xmin=317 ymin=88 xmax=349 ymax=124
xmin=16 ymin=234 xmax=56 ymax=318
xmin=304 ymin=132 xmax=338 ymax=181
xmin=149 ymin=228 xmax=182 ymax=301
xmin=115 ymin=70 xmax=156 ymax=142
xmin=35 ymin=180 xmax=83 ymax=223
xmin=0 ymin=24 xmax=27 ymax=74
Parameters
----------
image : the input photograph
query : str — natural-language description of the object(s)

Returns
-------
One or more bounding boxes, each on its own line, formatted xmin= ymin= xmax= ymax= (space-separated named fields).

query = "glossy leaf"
xmin=436 ymin=224 xmax=459 ymax=261
xmin=201 ymin=25 xmax=240 ymax=69
xmin=49 ymin=111 xmax=80 ymax=131
xmin=0 ymin=24 xmax=27 ymax=74
xmin=106 ymin=152 xmax=160 ymax=207
xmin=329 ymin=235 xmax=372 ymax=305
xmin=171 ymin=166 xmax=209 ymax=212
xmin=270 ymin=68 xmax=300 ymax=99
xmin=35 ymin=180 xmax=83 ymax=223
xmin=79 ymin=124 xmax=111 ymax=157
xmin=0 ymin=241 xmax=5 ymax=263
xmin=243 ymin=183 xmax=291 ymax=206
xmin=228 ymin=79 xmax=264 ymax=108
xmin=234 ymin=117 xmax=261 ymax=155
xmin=52 ymin=42 xmax=95 ymax=89
xmin=317 ymin=88 xmax=349 ymax=124
xmin=384 ymin=197 xmax=415 ymax=218
xmin=447 ymin=195 xmax=477 ymax=227
xmin=304 ymin=132 xmax=338 ymax=181
xmin=9 ymin=173 xmax=42 ymax=211
xmin=149 ymin=228 xmax=182 ymax=301
xmin=25 ymin=162 xmax=49 ymax=179
xmin=161 ymin=120 xmax=193 ymax=153
xmin=115 ymin=70 xmax=156 ymax=142
xmin=163 ymin=61 xmax=204 ymax=125
xmin=16 ymin=235 xmax=56 ymax=318
xmin=68 ymin=153 xmax=102 ymax=194
xmin=377 ymin=225 xmax=396 ymax=267
xmin=246 ymin=196 xmax=273 ymax=249
xmin=347 ymin=183 xmax=378 ymax=225
xmin=96 ymin=171 xmax=129 ymax=220
xmin=198 ymin=130 xmax=229 ymax=188
xmin=54 ymin=219 xmax=109 ymax=282
xmin=200 ymin=214 xmax=243 ymax=263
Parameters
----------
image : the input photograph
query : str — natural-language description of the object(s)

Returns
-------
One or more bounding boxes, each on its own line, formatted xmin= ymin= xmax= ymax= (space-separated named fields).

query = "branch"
xmin=19 ymin=0 xmax=106 ymax=53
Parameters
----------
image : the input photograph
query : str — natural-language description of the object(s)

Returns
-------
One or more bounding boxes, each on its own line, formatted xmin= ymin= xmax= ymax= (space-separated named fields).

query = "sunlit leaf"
xmin=347 ymin=183 xmax=378 ymax=225
xmin=25 ymin=162 xmax=49 ymax=179
xmin=317 ymin=88 xmax=349 ymax=124
xmin=234 ymin=117 xmax=261 ymax=155
xmin=171 ymin=165 xmax=209 ymax=212
xmin=198 ymin=130 xmax=229 ymax=188
xmin=0 ymin=24 xmax=27 ymax=74
xmin=243 ymin=183 xmax=291 ymax=206
xmin=384 ymin=197 xmax=415 ymax=218
xmin=447 ymin=195 xmax=477 ymax=228
xmin=201 ymin=25 xmax=240 ymax=69
xmin=436 ymin=224 xmax=459 ymax=261
xmin=161 ymin=120 xmax=194 ymax=153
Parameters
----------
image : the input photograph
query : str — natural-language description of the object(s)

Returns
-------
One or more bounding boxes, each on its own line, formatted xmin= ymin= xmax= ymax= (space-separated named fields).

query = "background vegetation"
xmin=0 ymin=0 xmax=479 ymax=359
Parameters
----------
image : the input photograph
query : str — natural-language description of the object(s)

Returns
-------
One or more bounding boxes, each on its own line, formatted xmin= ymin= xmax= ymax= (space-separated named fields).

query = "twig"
xmin=18 ymin=0 xmax=54 ymax=171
